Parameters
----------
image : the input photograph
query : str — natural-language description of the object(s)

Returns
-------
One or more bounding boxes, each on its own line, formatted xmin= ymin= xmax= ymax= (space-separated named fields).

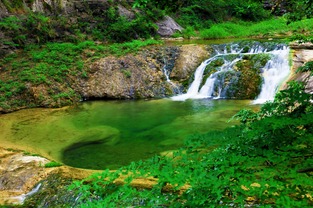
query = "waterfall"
xmin=162 ymin=60 xmax=181 ymax=94
xmin=11 ymin=183 xmax=42 ymax=204
xmin=171 ymin=42 xmax=290 ymax=103
xmin=253 ymin=47 xmax=290 ymax=104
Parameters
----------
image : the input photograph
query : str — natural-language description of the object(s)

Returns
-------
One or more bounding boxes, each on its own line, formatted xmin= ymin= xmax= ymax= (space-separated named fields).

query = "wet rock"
xmin=171 ymin=45 xmax=208 ymax=81
xmin=79 ymin=45 xmax=208 ymax=99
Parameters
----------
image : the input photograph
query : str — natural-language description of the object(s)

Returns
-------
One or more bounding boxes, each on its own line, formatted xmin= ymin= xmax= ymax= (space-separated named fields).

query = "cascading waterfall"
xmin=253 ymin=46 xmax=290 ymax=104
xmin=171 ymin=42 xmax=290 ymax=103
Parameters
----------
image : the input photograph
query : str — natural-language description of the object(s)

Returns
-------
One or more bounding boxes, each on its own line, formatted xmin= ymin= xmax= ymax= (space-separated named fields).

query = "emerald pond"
xmin=0 ymin=99 xmax=257 ymax=170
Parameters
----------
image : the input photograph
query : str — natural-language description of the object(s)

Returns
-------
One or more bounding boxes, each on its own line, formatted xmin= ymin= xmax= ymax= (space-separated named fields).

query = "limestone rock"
xmin=290 ymin=42 xmax=313 ymax=50
xmin=0 ymin=148 xmax=52 ymax=205
xmin=287 ymin=47 xmax=313 ymax=93
xmin=78 ymin=54 xmax=166 ymax=99
xmin=171 ymin=45 xmax=208 ymax=81
xmin=77 ymin=45 xmax=209 ymax=100
xmin=156 ymin=16 xmax=184 ymax=37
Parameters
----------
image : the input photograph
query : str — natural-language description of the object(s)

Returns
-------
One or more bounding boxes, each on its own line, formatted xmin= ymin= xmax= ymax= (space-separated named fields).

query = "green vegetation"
xmin=198 ymin=18 xmax=313 ymax=39
xmin=297 ymin=61 xmax=313 ymax=75
xmin=44 ymin=161 xmax=63 ymax=168
xmin=70 ymin=66 xmax=313 ymax=206
xmin=0 ymin=2 xmax=159 ymax=47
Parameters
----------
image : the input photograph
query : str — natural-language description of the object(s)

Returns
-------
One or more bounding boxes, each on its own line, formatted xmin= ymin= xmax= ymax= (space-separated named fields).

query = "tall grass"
xmin=198 ymin=18 xmax=313 ymax=39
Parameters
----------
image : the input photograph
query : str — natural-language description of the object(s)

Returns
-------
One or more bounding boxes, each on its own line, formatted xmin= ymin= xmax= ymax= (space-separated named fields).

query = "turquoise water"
xmin=0 ymin=99 xmax=257 ymax=170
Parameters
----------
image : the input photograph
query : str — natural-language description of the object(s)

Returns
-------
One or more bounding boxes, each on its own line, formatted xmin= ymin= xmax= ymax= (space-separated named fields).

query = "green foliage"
xmin=108 ymin=39 xmax=161 ymax=56
xmin=286 ymin=0 xmax=313 ymax=23
xmin=233 ymin=81 xmax=313 ymax=150
xmin=200 ymin=26 xmax=230 ymax=39
xmin=173 ymin=26 xmax=196 ymax=39
xmin=44 ymin=161 xmax=63 ymax=168
xmin=133 ymin=0 xmax=148 ymax=9
xmin=229 ymin=0 xmax=270 ymax=21
xmin=195 ymin=17 xmax=313 ymax=40
xmin=296 ymin=61 xmax=313 ymax=75
xmin=132 ymin=0 xmax=269 ymax=30
xmin=121 ymin=69 xmax=131 ymax=78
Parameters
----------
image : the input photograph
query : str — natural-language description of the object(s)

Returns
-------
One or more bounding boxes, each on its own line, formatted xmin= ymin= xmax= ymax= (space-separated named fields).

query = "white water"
xmin=11 ymin=183 xmax=42 ymax=204
xmin=253 ymin=47 xmax=290 ymax=104
xmin=162 ymin=61 xmax=181 ymax=94
xmin=171 ymin=43 xmax=290 ymax=103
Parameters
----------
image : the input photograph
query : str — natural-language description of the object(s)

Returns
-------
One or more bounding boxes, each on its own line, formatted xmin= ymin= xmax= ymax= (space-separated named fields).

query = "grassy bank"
xmin=0 ymin=39 xmax=161 ymax=111
xmin=175 ymin=18 xmax=313 ymax=40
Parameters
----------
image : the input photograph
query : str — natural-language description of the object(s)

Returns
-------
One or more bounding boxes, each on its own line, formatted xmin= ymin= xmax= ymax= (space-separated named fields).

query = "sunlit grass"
xmin=195 ymin=18 xmax=313 ymax=39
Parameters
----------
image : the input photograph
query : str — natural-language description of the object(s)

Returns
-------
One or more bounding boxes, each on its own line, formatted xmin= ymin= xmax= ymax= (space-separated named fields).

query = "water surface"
xmin=0 ymin=99 xmax=257 ymax=169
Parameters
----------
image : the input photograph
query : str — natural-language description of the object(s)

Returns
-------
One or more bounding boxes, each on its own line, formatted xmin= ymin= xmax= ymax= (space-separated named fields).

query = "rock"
xmin=0 ymin=147 xmax=100 ymax=206
xmin=156 ymin=16 xmax=184 ymax=37
xmin=31 ymin=0 xmax=45 ymax=13
xmin=76 ymin=45 xmax=209 ymax=100
xmin=287 ymin=47 xmax=313 ymax=93
xmin=0 ymin=148 xmax=52 ymax=205
xmin=0 ymin=1 xmax=9 ymax=18
xmin=290 ymin=42 xmax=313 ymax=50
xmin=118 ymin=5 xmax=135 ymax=20
xmin=171 ymin=45 xmax=208 ymax=81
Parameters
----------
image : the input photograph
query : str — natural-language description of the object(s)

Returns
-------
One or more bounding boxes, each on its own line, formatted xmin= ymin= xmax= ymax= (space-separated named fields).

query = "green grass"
xmin=197 ymin=18 xmax=313 ymax=39
xmin=44 ymin=161 xmax=63 ymax=168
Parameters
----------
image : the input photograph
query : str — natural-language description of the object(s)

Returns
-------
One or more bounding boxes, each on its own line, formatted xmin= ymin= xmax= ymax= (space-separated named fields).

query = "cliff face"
xmin=288 ymin=42 xmax=313 ymax=93
xmin=0 ymin=44 xmax=208 ymax=113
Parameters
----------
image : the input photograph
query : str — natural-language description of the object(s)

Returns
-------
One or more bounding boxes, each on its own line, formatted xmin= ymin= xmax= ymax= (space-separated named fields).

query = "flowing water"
xmin=0 ymin=99 xmax=255 ymax=170
xmin=172 ymin=42 xmax=290 ymax=103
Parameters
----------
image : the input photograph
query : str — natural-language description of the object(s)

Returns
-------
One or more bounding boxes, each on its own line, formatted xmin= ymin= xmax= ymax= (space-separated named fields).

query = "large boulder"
xmin=156 ymin=16 xmax=184 ymax=37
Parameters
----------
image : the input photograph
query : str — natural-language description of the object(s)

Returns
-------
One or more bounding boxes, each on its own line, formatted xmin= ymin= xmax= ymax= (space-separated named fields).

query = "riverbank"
xmin=0 ymin=147 xmax=99 ymax=205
